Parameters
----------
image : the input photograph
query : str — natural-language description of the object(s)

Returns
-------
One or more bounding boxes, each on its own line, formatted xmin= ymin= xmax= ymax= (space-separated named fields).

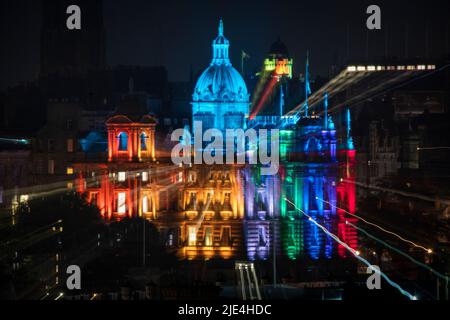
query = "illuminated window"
xmin=48 ymin=160 xmax=55 ymax=175
xmin=288 ymin=225 xmax=295 ymax=247
xmin=188 ymin=226 xmax=197 ymax=246
xmin=221 ymin=226 xmax=232 ymax=246
xmin=118 ymin=172 xmax=126 ymax=182
xmin=67 ymin=139 xmax=74 ymax=153
xmin=66 ymin=167 xmax=74 ymax=175
xmin=67 ymin=182 xmax=73 ymax=190
xmin=205 ymin=192 xmax=213 ymax=205
xmin=118 ymin=132 xmax=128 ymax=151
xmin=204 ymin=227 xmax=213 ymax=246
xmin=168 ymin=232 xmax=174 ymax=246
xmin=117 ymin=192 xmax=126 ymax=214
xmin=19 ymin=195 xmax=29 ymax=204
xmin=142 ymin=171 xmax=148 ymax=182
xmin=258 ymin=226 xmax=267 ymax=246
xmin=188 ymin=171 xmax=196 ymax=183
xmin=90 ymin=192 xmax=98 ymax=205
xmin=188 ymin=192 xmax=197 ymax=208
xmin=142 ymin=195 xmax=149 ymax=213
xmin=140 ymin=132 xmax=147 ymax=151
xmin=224 ymin=192 xmax=231 ymax=204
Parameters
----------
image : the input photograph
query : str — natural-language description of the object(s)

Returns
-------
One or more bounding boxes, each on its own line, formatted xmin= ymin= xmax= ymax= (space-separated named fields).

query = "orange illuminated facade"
xmin=74 ymin=96 xmax=245 ymax=260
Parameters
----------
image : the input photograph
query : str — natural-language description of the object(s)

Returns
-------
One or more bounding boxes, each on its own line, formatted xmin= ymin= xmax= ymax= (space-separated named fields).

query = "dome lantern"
xmin=211 ymin=19 xmax=231 ymax=66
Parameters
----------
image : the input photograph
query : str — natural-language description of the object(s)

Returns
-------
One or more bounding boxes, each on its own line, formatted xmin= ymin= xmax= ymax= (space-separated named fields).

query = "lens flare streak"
xmin=284 ymin=197 xmax=417 ymax=301
xmin=315 ymin=196 xmax=432 ymax=253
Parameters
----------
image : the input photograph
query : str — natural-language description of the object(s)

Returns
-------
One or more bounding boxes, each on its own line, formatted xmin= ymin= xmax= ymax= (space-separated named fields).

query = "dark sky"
xmin=1 ymin=0 xmax=450 ymax=90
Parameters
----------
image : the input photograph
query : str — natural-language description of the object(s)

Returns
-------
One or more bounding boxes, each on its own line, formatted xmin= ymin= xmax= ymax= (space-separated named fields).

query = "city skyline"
xmin=0 ymin=0 xmax=449 ymax=304
xmin=1 ymin=0 xmax=450 ymax=91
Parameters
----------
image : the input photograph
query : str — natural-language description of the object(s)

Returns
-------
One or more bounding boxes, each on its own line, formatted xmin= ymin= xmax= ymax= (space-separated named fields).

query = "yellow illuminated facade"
xmin=178 ymin=165 xmax=245 ymax=260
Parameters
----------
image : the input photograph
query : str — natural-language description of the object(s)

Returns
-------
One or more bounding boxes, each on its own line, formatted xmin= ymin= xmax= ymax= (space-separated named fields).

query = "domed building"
xmin=192 ymin=20 xmax=250 ymax=131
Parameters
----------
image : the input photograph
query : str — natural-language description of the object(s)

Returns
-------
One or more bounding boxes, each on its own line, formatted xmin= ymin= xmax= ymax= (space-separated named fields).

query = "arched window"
xmin=118 ymin=132 xmax=128 ymax=151
xmin=140 ymin=132 xmax=147 ymax=151
xmin=305 ymin=137 xmax=321 ymax=152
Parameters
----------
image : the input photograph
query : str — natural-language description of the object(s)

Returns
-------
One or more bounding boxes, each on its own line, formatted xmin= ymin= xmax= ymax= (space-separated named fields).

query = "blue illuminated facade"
xmin=192 ymin=20 xmax=250 ymax=131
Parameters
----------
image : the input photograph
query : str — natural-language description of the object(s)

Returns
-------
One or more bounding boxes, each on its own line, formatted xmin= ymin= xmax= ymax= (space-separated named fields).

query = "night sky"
xmin=1 ymin=0 xmax=449 ymax=90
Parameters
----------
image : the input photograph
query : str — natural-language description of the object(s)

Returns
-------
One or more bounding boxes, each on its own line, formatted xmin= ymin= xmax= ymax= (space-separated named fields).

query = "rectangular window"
xmin=221 ymin=227 xmax=232 ymax=246
xmin=48 ymin=139 xmax=55 ymax=152
xmin=204 ymin=227 xmax=213 ymax=246
xmin=90 ymin=192 xmax=98 ymax=205
xmin=188 ymin=226 xmax=197 ymax=246
xmin=117 ymin=192 xmax=126 ymax=214
xmin=118 ymin=172 xmax=126 ymax=182
xmin=258 ymin=226 xmax=267 ymax=246
xmin=67 ymin=139 xmax=74 ymax=153
xmin=66 ymin=167 xmax=74 ymax=175
xmin=168 ymin=232 xmax=174 ymax=246
xmin=142 ymin=171 xmax=148 ymax=182
xmin=142 ymin=195 xmax=149 ymax=213
xmin=66 ymin=119 xmax=74 ymax=130
xmin=288 ymin=225 xmax=295 ymax=247
xmin=48 ymin=160 xmax=55 ymax=175
xmin=187 ymin=171 xmax=196 ymax=183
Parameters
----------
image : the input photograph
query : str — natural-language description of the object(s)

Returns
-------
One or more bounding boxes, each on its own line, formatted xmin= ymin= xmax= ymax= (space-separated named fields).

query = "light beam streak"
xmin=342 ymin=179 xmax=450 ymax=206
xmin=315 ymin=196 xmax=432 ymax=253
xmin=284 ymin=197 xmax=417 ymax=300
xmin=249 ymin=77 xmax=278 ymax=120
xmin=417 ymin=147 xmax=450 ymax=151
xmin=347 ymin=221 xmax=449 ymax=282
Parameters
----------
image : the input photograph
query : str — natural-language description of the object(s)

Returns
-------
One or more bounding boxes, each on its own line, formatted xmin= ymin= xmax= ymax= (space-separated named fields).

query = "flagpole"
xmin=305 ymin=50 xmax=310 ymax=117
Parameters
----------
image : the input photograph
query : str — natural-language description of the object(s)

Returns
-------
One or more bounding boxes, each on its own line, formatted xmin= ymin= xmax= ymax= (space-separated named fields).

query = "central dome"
xmin=193 ymin=19 xmax=249 ymax=103
xmin=193 ymin=64 xmax=248 ymax=102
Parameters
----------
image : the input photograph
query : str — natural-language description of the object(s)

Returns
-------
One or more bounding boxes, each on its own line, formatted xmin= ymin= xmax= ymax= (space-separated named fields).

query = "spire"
xmin=324 ymin=92 xmax=328 ymax=130
xmin=218 ymin=19 xmax=224 ymax=36
xmin=279 ymin=84 xmax=285 ymax=117
xmin=304 ymin=50 xmax=312 ymax=117
xmin=346 ymin=108 xmax=354 ymax=150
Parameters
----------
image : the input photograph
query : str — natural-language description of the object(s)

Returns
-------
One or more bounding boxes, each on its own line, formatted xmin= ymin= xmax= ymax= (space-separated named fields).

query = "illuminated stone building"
xmin=191 ymin=20 xmax=250 ymax=132
xmin=178 ymin=165 xmax=245 ymax=260
xmin=244 ymin=93 xmax=358 ymax=261
xmin=180 ymin=19 xmax=249 ymax=260
xmin=74 ymin=96 xmax=180 ymax=221
xmin=74 ymin=20 xmax=251 ymax=261
xmin=73 ymin=20 xmax=358 ymax=263
xmin=75 ymin=107 xmax=247 ymax=260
